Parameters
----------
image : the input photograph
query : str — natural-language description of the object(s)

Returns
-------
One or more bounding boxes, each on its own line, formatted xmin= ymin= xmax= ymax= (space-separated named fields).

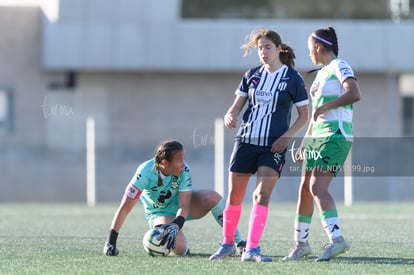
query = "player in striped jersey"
xmin=284 ymin=27 xmax=361 ymax=262
xmin=103 ymin=140 xmax=245 ymax=257
xmin=210 ymin=29 xmax=309 ymax=262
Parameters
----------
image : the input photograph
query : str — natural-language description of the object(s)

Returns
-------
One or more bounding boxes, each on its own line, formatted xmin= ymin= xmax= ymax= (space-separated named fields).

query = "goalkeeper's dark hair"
xmin=154 ymin=140 xmax=183 ymax=185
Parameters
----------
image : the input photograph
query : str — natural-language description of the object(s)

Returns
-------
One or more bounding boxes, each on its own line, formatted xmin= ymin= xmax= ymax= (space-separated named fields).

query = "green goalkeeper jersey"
xmin=126 ymin=159 xmax=192 ymax=220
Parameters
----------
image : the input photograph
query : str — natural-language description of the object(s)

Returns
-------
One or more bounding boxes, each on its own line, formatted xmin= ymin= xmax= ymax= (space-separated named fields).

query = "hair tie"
xmin=312 ymin=33 xmax=333 ymax=46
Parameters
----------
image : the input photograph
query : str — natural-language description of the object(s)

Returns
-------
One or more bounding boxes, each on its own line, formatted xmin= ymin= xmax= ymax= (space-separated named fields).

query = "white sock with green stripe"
xmin=294 ymin=214 xmax=312 ymax=243
xmin=320 ymin=209 xmax=342 ymax=241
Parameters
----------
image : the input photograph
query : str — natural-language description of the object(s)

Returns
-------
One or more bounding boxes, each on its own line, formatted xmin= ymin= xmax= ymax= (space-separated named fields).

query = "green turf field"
xmin=1 ymin=203 xmax=413 ymax=274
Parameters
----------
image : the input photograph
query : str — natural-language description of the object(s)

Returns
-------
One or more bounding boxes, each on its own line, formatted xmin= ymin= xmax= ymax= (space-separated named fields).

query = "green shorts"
xmin=303 ymin=132 xmax=352 ymax=176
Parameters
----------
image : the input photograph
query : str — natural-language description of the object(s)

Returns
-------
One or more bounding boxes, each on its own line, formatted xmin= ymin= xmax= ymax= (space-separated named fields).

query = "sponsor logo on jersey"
xmin=255 ymin=90 xmax=272 ymax=97
xmin=255 ymin=89 xmax=273 ymax=104
xmin=339 ymin=61 xmax=353 ymax=76
xmin=186 ymin=177 xmax=192 ymax=188
xmin=157 ymin=190 xmax=172 ymax=204
xmin=340 ymin=67 xmax=352 ymax=76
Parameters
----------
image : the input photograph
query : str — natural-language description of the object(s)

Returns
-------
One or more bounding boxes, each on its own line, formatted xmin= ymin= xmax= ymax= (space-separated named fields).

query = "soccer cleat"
xmin=283 ymin=241 xmax=312 ymax=261
xmin=315 ymin=236 xmax=350 ymax=262
xmin=241 ymin=247 xmax=272 ymax=262
xmin=236 ymin=240 xmax=246 ymax=255
xmin=209 ymin=243 xmax=236 ymax=260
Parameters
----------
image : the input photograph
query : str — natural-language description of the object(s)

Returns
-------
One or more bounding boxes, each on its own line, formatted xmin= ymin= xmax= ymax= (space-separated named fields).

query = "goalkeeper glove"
xmin=103 ymin=242 xmax=119 ymax=256
xmin=103 ymin=229 xmax=119 ymax=256
xmin=155 ymin=223 xmax=179 ymax=249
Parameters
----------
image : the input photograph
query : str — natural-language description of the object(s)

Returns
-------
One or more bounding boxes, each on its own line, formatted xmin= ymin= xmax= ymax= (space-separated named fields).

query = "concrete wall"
xmin=42 ymin=0 xmax=414 ymax=73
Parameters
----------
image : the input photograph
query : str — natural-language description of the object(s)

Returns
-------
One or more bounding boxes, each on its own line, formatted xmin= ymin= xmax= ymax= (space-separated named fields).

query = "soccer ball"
xmin=142 ymin=228 xmax=171 ymax=256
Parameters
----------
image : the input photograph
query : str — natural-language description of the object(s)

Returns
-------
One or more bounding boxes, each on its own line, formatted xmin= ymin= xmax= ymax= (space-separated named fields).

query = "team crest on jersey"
xmin=277 ymin=81 xmax=288 ymax=91
xmin=171 ymin=176 xmax=178 ymax=189
xmin=310 ymin=82 xmax=320 ymax=97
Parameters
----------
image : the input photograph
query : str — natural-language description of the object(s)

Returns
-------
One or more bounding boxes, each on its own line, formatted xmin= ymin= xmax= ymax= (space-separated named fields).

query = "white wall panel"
xmin=42 ymin=0 xmax=414 ymax=73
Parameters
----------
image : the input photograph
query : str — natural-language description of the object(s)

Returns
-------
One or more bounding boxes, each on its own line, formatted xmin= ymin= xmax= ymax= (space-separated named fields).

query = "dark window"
xmin=402 ymin=97 xmax=414 ymax=136
xmin=181 ymin=0 xmax=414 ymax=20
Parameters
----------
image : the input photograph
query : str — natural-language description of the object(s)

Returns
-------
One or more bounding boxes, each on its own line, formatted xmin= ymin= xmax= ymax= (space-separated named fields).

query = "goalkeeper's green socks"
xmin=211 ymin=198 xmax=244 ymax=245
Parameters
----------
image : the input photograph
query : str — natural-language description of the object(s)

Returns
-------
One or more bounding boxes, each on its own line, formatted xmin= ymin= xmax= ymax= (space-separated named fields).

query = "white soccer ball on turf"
xmin=142 ymin=228 xmax=171 ymax=256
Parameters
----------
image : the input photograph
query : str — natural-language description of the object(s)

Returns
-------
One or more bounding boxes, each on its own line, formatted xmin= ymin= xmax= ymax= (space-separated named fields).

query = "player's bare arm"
xmin=313 ymin=77 xmax=361 ymax=121
xmin=295 ymin=121 xmax=314 ymax=162
xmin=111 ymin=194 xmax=138 ymax=232
xmin=224 ymin=95 xmax=247 ymax=128
xmin=176 ymin=190 xmax=192 ymax=220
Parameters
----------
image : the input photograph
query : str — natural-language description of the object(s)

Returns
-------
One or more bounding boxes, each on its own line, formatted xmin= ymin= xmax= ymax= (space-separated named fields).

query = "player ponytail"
xmin=279 ymin=43 xmax=296 ymax=68
xmin=311 ymin=26 xmax=339 ymax=57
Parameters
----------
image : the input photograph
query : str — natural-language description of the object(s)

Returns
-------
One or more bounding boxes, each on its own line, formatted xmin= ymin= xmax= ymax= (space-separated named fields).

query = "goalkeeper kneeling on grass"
xmin=103 ymin=140 xmax=246 ymax=256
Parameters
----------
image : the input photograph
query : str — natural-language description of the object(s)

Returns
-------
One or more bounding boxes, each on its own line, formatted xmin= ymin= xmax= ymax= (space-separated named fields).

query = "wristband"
xmin=172 ymin=216 xmax=185 ymax=230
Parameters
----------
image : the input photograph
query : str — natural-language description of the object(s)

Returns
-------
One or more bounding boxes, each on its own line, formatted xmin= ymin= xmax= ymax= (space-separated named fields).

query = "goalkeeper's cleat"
xmin=315 ymin=236 xmax=350 ymax=262
xmin=241 ymin=247 xmax=272 ymax=262
xmin=236 ymin=240 xmax=246 ymax=255
xmin=209 ymin=243 xmax=236 ymax=260
xmin=283 ymin=241 xmax=312 ymax=261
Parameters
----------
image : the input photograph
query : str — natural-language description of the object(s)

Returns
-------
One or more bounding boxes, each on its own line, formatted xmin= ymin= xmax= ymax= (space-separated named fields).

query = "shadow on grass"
xmin=336 ymin=256 xmax=414 ymax=265
xmin=158 ymin=252 xmax=414 ymax=265
xmin=273 ymin=255 xmax=414 ymax=265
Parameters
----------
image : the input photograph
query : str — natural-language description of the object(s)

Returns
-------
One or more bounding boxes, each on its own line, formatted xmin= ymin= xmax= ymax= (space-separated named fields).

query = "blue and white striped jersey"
xmin=235 ymin=65 xmax=308 ymax=147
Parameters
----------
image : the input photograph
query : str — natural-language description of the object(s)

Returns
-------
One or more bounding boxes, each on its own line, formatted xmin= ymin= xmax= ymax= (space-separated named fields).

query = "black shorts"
xmin=229 ymin=141 xmax=285 ymax=176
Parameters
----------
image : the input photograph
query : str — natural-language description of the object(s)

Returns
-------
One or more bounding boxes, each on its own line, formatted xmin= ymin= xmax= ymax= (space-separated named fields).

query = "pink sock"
xmin=223 ymin=203 xmax=242 ymax=244
xmin=246 ymin=204 xmax=268 ymax=250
